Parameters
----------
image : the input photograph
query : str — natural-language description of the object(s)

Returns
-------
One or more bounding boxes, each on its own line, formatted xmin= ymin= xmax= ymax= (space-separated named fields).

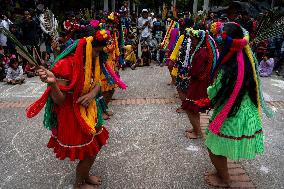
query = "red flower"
xmin=194 ymin=98 xmax=211 ymax=107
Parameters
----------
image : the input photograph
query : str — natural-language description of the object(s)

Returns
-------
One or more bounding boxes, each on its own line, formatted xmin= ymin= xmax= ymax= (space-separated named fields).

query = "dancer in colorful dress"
xmin=169 ymin=19 xmax=193 ymax=113
xmin=100 ymin=12 xmax=123 ymax=120
xmin=170 ymin=28 xmax=190 ymax=113
xmin=181 ymin=29 xmax=218 ymax=139
xmin=27 ymin=24 xmax=110 ymax=188
xmin=205 ymin=22 xmax=271 ymax=187
xmin=161 ymin=20 xmax=179 ymax=85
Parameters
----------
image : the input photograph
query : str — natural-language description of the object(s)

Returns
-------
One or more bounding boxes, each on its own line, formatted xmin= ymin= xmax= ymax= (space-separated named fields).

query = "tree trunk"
xmin=203 ymin=0 xmax=209 ymax=13
xmin=193 ymin=0 xmax=198 ymax=14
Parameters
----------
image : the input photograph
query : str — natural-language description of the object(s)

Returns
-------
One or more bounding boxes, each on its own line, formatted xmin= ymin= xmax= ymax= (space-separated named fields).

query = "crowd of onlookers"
xmin=0 ymin=0 xmax=283 ymax=85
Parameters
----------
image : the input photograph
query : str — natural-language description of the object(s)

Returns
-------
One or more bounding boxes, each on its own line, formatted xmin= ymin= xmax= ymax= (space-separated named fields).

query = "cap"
xmin=142 ymin=9 xmax=148 ymax=13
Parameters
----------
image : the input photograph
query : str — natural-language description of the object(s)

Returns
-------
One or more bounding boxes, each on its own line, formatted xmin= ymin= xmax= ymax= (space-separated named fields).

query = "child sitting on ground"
xmin=24 ymin=61 xmax=37 ymax=78
xmin=6 ymin=58 xmax=25 ymax=85
xmin=259 ymin=54 xmax=274 ymax=77
xmin=124 ymin=44 xmax=137 ymax=70
xmin=141 ymin=45 xmax=151 ymax=66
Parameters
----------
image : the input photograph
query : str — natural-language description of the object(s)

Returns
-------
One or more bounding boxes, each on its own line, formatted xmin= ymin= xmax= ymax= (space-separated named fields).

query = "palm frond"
xmin=16 ymin=47 xmax=38 ymax=65
xmin=256 ymin=10 xmax=284 ymax=36
xmin=0 ymin=27 xmax=39 ymax=66
xmin=253 ymin=23 xmax=284 ymax=44
xmin=252 ymin=10 xmax=284 ymax=44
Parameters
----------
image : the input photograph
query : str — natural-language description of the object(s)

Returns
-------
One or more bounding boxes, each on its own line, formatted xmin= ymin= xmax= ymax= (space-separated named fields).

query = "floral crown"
xmin=107 ymin=12 xmax=120 ymax=24
xmin=89 ymin=19 xmax=110 ymax=41
xmin=189 ymin=29 xmax=205 ymax=39
xmin=209 ymin=22 xmax=224 ymax=45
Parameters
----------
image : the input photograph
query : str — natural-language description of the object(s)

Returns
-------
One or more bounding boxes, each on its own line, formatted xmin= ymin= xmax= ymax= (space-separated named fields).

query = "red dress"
xmin=182 ymin=47 xmax=210 ymax=113
xmin=47 ymin=56 xmax=109 ymax=161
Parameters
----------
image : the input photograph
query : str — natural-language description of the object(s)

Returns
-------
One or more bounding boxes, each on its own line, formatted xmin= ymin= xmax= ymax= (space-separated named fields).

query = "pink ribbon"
xmin=209 ymin=41 xmax=246 ymax=134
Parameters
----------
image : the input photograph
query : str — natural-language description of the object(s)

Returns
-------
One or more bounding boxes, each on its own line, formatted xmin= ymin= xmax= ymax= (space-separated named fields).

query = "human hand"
xmin=144 ymin=21 xmax=149 ymax=26
xmin=52 ymin=41 xmax=60 ymax=53
xmin=37 ymin=66 xmax=56 ymax=84
xmin=76 ymin=93 xmax=95 ymax=107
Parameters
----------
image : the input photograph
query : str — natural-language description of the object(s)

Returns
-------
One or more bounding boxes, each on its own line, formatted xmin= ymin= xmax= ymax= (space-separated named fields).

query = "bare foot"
xmin=205 ymin=172 xmax=230 ymax=188
xmin=74 ymin=182 xmax=98 ymax=189
xmin=79 ymin=183 xmax=99 ymax=189
xmin=205 ymin=171 xmax=218 ymax=176
xmin=185 ymin=128 xmax=194 ymax=133
xmin=176 ymin=107 xmax=185 ymax=113
xmin=106 ymin=111 xmax=114 ymax=116
xmin=102 ymin=113 xmax=110 ymax=120
xmin=185 ymin=131 xmax=198 ymax=139
xmin=86 ymin=176 xmax=102 ymax=185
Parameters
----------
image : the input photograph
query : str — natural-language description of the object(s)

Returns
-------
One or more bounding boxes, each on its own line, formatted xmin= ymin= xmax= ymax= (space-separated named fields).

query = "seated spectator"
xmin=0 ymin=54 xmax=6 ymax=81
xmin=123 ymin=44 xmax=137 ymax=70
xmin=141 ymin=45 xmax=151 ymax=66
xmin=2 ymin=52 xmax=16 ymax=73
xmin=256 ymin=40 xmax=268 ymax=63
xmin=24 ymin=62 xmax=36 ymax=78
xmin=259 ymin=54 xmax=274 ymax=77
xmin=6 ymin=58 xmax=25 ymax=84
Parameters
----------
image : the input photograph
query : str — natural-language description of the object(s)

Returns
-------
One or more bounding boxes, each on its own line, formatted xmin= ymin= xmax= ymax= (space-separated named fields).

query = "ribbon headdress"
xmin=208 ymin=22 xmax=272 ymax=135
xmin=26 ymin=20 xmax=126 ymax=134
xmin=188 ymin=28 xmax=219 ymax=78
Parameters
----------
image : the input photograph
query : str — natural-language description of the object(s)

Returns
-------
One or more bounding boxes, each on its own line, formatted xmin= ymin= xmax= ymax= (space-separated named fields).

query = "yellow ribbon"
xmin=79 ymin=36 xmax=99 ymax=134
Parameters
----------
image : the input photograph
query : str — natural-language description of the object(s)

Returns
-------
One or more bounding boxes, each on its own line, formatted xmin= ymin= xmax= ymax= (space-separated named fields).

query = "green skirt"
xmin=205 ymin=94 xmax=264 ymax=161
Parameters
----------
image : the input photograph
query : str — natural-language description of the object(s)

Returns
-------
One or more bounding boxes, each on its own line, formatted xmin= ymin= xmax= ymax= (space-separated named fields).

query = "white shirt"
xmin=6 ymin=66 xmax=24 ymax=81
xmin=0 ymin=19 xmax=13 ymax=46
xmin=138 ymin=17 xmax=152 ymax=38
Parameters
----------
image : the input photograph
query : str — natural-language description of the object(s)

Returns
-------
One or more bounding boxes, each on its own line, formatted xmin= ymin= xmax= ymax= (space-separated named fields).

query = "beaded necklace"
xmin=183 ymin=37 xmax=191 ymax=68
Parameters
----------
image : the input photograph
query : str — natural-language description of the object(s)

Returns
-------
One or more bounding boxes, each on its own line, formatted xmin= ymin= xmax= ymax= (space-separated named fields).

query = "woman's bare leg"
xmin=176 ymin=89 xmax=186 ymax=113
xmin=205 ymin=149 xmax=231 ymax=187
xmin=185 ymin=111 xmax=201 ymax=139
xmin=74 ymin=156 xmax=102 ymax=189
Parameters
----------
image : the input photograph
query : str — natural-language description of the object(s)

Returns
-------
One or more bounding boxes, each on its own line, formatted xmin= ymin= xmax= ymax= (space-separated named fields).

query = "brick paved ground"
xmin=0 ymin=65 xmax=283 ymax=189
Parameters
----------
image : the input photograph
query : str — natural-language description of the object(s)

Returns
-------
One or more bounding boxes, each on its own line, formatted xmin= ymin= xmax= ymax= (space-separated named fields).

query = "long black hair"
xmin=211 ymin=23 xmax=258 ymax=117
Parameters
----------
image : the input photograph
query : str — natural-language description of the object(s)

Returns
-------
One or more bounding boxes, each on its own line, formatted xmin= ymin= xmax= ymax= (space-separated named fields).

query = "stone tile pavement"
xmin=0 ymin=65 xmax=284 ymax=189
